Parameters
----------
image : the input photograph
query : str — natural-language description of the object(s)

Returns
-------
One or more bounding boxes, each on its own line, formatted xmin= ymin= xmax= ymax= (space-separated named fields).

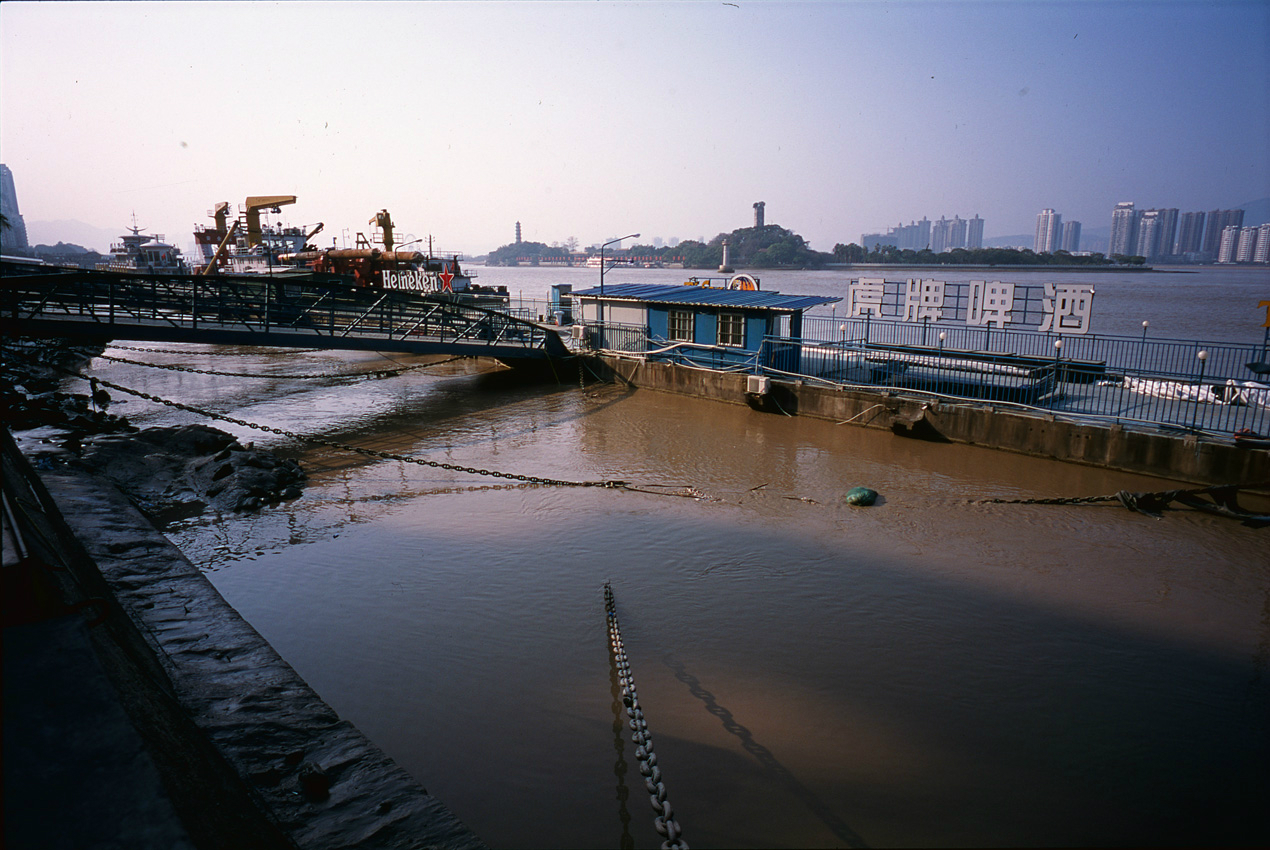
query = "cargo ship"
xmin=192 ymin=197 xmax=507 ymax=305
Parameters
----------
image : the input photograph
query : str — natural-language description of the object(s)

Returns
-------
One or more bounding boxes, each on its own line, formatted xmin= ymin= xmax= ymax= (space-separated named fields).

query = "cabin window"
xmin=668 ymin=310 xmax=693 ymax=342
xmin=718 ymin=312 xmax=745 ymax=347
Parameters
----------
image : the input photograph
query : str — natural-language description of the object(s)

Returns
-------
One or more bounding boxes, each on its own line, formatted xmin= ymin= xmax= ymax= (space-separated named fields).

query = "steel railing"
xmin=1 ymin=269 xmax=566 ymax=358
xmin=574 ymin=312 xmax=1268 ymax=436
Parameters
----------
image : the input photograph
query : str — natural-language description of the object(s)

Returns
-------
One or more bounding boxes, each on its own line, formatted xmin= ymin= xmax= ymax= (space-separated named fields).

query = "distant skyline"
xmin=2 ymin=1 xmax=1268 ymax=255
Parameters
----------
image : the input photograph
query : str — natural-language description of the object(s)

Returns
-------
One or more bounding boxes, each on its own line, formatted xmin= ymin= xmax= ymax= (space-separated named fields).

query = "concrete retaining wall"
xmin=589 ymin=355 xmax=1270 ymax=489
xmin=17 ymin=445 xmax=485 ymax=850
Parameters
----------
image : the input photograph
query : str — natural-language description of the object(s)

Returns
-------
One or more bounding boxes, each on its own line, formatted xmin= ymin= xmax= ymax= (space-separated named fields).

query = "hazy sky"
xmin=2 ymin=0 xmax=1267 ymax=254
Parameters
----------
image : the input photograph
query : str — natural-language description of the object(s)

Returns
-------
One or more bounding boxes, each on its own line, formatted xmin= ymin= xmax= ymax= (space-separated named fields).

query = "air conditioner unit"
xmin=570 ymin=324 xmax=587 ymax=341
xmin=747 ymin=374 xmax=771 ymax=395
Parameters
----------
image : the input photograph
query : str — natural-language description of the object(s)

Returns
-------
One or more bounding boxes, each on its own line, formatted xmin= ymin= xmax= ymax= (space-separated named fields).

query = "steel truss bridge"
xmin=0 ymin=266 xmax=569 ymax=361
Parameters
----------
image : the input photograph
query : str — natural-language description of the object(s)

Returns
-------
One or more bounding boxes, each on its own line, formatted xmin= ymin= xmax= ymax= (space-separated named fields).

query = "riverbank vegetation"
xmin=484 ymin=224 xmax=1143 ymax=269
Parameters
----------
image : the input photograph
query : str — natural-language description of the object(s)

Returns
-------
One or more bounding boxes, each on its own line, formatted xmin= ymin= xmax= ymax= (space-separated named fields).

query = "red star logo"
xmin=438 ymin=270 xmax=454 ymax=291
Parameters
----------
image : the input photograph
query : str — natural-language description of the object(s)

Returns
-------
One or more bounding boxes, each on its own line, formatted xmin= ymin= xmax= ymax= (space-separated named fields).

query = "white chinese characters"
xmin=1037 ymin=283 xmax=1095 ymax=334
xmin=847 ymin=278 xmax=886 ymax=317
xmin=903 ymin=278 xmax=945 ymax=322
xmin=967 ymin=281 xmax=1015 ymax=328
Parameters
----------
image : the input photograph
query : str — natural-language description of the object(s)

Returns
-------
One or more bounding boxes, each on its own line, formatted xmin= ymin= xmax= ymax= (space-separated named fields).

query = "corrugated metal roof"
xmin=573 ymin=283 xmax=840 ymax=312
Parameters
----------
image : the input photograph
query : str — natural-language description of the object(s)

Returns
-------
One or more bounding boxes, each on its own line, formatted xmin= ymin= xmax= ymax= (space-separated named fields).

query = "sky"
xmin=2 ymin=0 xmax=1268 ymax=255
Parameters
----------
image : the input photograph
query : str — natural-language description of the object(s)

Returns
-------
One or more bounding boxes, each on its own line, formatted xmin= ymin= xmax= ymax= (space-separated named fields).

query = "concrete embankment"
xmin=3 ymin=429 xmax=484 ymax=850
xmin=586 ymin=356 xmax=1270 ymax=490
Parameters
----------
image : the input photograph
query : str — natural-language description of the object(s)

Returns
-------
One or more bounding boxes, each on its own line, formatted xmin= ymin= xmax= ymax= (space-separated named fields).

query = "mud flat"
xmin=3 ymin=336 xmax=483 ymax=847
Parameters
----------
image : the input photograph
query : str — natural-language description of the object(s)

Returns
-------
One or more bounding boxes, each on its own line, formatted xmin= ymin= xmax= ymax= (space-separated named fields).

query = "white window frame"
xmin=717 ymin=312 xmax=745 ymax=347
xmin=668 ymin=309 xmax=693 ymax=342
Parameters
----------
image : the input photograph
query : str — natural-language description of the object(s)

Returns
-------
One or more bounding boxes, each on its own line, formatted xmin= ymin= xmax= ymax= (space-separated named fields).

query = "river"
xmin=485 ymin=263 xmax=1269 ymax=343
xmin=82 ymin=265 xmax=1268 ymax=848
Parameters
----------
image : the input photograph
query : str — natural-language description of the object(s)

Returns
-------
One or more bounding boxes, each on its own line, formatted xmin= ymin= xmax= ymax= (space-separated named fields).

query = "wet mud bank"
xmin=587 ymin=355 xmax=1270 ymax=491
xmin=2 ymin=338 xmax=308 ymax=520
xmin=4 ymin=431 xmax=484 ymax=849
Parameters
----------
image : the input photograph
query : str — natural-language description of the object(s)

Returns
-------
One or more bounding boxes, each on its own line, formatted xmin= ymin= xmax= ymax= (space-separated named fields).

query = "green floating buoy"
xmin=844 ymin=486 xmax=878 ymax=506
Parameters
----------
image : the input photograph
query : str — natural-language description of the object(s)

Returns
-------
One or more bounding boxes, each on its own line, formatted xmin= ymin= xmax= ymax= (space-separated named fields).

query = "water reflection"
xmin=127 ymin=346 xmax=1269 ymax=847
xmin=609 ymin=648 xmax=635 ymax=850
xmin=665 ymin=656 xmax=870 ymax=849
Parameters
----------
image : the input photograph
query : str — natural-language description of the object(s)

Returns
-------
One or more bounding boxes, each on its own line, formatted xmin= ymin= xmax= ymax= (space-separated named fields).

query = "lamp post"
xmin=598 ymin=232 xmax=639 ymax=326
xmin=1191 ymin=350 xmax=1208 ymax=432
xmin=1137 ymin=320 xmax=1149 ymax=375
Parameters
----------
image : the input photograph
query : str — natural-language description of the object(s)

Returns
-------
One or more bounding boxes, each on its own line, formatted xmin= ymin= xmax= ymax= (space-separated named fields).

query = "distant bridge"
xmin=0 ymin=266 xmax=569 ymax=361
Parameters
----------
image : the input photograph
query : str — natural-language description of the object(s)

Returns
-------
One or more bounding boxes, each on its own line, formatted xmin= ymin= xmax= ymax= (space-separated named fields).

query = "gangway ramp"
xmin=1 ymin=267 xmax=568 ymax=361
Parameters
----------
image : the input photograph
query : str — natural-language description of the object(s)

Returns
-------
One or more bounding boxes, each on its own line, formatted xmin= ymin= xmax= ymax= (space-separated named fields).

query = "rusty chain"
xmin=64 ymin=372 xmax=626 ymax=489
xmin=605 ymin=583 xmax=687 ymax=850
xmin=105 ymin=343 xmax=328 ymax=356
xmin=972 ymin=484 xmax=1253 ymax=506
xmin=95 ymin=352 xmax=468 ymax=381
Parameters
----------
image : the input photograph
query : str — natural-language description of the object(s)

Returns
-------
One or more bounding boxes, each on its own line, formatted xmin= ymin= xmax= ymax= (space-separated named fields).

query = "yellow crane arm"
xmin=244 ymin=195 xmax=297 ymax=247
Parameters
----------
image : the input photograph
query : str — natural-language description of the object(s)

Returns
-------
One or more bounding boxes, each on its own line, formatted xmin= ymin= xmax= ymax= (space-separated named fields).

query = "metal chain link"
xmin=605 ymin=583 xmax=687 ymax=850
xmin=95 ymin=352 xmax=467 ymax=381
xmin=67 ymin=372 xmax=626 ymax=489
xmin=972 ymin=484 xmax=1246 ymax=506
xmin=973 ymin=493 xmax=1120 ymax=505
xmin=105 ymin=343 xmax=328 ymax=356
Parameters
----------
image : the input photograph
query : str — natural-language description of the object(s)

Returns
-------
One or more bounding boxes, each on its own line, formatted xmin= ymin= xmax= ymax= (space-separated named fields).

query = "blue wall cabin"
xmin=573 ymin=281 xmax=840 ymax=373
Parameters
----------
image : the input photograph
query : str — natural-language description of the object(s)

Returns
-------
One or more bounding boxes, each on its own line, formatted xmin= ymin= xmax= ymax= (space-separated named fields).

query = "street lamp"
xmin=1191 ymin=350 xmax=1209 ymax=432
xmin=599 ymin=233 xmax=640 ymax=295
xmin=598 ymin=232 xmax=639 ymax=325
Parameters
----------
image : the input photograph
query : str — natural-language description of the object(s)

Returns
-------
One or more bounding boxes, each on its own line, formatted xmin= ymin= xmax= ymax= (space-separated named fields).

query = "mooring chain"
xmin=67 ymin=373 xmax=626 ymax=489
xmin=605 ymin=583 xmax=687 ymax=850
xmin=974 ymin=493 xmax=1120 ymax=506
xmin=105 ymin=343 xmax=328 ymax=356
xmin=95 ymin=352 xmax=465 ymax=381
xmin=973 ymin=484 xmax=1251 ymax=506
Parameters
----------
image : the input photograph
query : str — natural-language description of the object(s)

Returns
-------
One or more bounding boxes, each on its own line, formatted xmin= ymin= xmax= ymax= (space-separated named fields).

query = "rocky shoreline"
xmin=4 ymin=337 xmax=484 ymax=848
xmin=2 ymin=337 xmax=307 ymax=522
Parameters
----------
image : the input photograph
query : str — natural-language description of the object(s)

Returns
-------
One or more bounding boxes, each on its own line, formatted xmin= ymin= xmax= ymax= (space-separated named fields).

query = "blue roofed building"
xmin=572 ymin=277 xmax=840 ymax=373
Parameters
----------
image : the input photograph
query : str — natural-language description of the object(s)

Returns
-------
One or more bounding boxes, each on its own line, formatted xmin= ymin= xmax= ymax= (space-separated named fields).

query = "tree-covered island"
xmin=484 ymin=222 xmax=1142 ymax=269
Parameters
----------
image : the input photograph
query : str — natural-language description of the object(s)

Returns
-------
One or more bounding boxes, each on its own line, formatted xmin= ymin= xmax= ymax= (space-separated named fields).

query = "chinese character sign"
xmin=967 ymin=281 xmax=1015 ymax=328
xmin=1037 ymin=283 xmax=1094 ymax=334
xmin=847 ymin=278 xmax=886 ymax=317
xmin=903 ymin=278 xmax=945 ymax=322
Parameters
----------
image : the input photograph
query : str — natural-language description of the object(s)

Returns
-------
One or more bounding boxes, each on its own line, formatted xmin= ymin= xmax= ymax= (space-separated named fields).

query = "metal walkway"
xmin=1 ymin=267 xmax=569 ymax=360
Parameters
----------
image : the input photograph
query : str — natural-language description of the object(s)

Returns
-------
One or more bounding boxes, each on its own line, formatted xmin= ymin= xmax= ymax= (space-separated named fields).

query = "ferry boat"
xmin=98 ymin=215 xmax=188 ymax=274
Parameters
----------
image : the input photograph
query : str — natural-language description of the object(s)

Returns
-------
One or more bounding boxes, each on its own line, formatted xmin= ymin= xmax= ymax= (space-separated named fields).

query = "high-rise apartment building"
xmin=1109 ymin=202 xmax=1139 ymax=256
xmin=931 ymin=217 xmax=951 ymax=253
xmin=1060 ymin=220 xmax=1082 ymax=252
xmin=861 ymin=213 xmax=980 ymax=252
xmin=1156 ymin=208 xmax=1178 ymax=259
xmin=1235 ymin=226 xmax=1259 ymax=263
xmin=1203 ymin=209 xmax=1244 ymax=256
xmin=1254 ymin=224 xmax=1270 ymax=263
xmin=1034 ymin=209 xmax=1062 ymax=253
xmin=1133 ymin=208 xmax=1178 ymax=261
xmin=966 ymin=215 xmax=984 ymax=249
xmin=861 ymin=217 xmax=931 ymax=251
xmin=0 ymin=163 xmax=30 ymax=254
xmin=1175 ymin=211 xmax=1205 ymax=256
xmin=1135 ymin=211 xmax=1162 ymax=260
xmin=1217 ymin=225 xmax=1241 ymax=263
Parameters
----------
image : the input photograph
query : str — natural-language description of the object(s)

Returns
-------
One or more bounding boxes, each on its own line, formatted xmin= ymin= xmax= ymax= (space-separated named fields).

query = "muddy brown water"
xmin=86 ymin=347 xmax=1268 ymax=848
